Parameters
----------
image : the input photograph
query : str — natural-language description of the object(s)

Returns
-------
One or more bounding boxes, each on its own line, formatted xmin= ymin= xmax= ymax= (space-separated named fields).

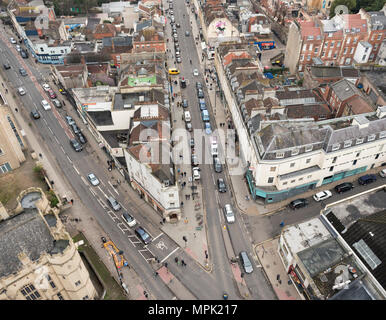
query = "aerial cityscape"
xmin=0 ymin=0 xmax=386 ymax=303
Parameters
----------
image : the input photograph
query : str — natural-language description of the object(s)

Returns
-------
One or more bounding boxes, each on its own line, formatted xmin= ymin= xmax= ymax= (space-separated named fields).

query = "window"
xmin=356 ymin=138 xmax=364 ymax=144
xmin=330 ymin=41 xmax=334 ymax=48
xmin=0 ymin=162 xmax=12 ymax=174
xmin=291 ymin=148 xmax=299 ymax=156
xmin=306 ymin=158 xmax=311 ymax=164
xmin=362 ymin=55 xmax=367 ymax=61
xmin=57 ymin=293 xmax=64 ymax=300
xmin=328 ymin=33 xmax=333 ymax=37
xmin=305 ymin=145 xmax=313 ymax=152
xmin=270 ymin=167 xmax=276 ymax=172
xmin=20 ymin=284 xmax=41 ymax=300
xmin=314 ymin=47 xmax=319 ymax=54
xmin=321 ymin=51 xmax=325 ymax=57
xmin=283 ymin=181 xmax=288 ymax=185
xmin=347 ymin=38 xmax=351 ymax=44
xmin=290 ymin=162 xmax=295 ymax=168
xmin=46 ymin=275 xmax=56 ymax=289
xmin=343 ymin=47 xmax=348 ymax=54
xmin=353 ymin=160 xmax=357 ymax=165
xmin=332 ymin=156 xmax=337 ymax=163
xmin=329 ymin=166 xmax=334 ymax=172
xmin=276 ymin=151 xmax=285 ymax=158
xmin=290 ymin=180 xmax=296 ymax=183
xmin=345 ymin=58 xmax=351 ymax=65
xmin=353 ymin=38 xmax=357 ymax=44
xmin=377 ymin=34 xmax=382 ymax=41
xmin=307 ymin=175 xmax=312 ymax=178
xmin=300 ymin=54 xmax=304 ymax=61
xmin=7 ymin=116 xmax=24 ymax=148
xmin=350 ymin=47 xmax=354 ymax=54
xmin=75 ymin=280 xmax=81 ymax=286
xmin=328 ymin=51 xmax=332 ymax=58
xmin=331 ymin=143 xmax=340 ymax=151
xmin=337 ymin=41 xmax=341 ymax=47
xmin=307 ymin=55 xmax=311 ymax=61
xmin=368 ymin=134 xmax=376 ymax=142
xmin=302 ymin=44 xmax=307 ymax=51
xmin=344 ymin=140 xmax=352 ymax=148
xmin=309 ymin=44 xmax=313 ymax=51
xmin=169 ymin=193 xmax=174 ymax=197
xmin=379 ymin=131 xmax=386 ymax=139
xmin=268 ymin=177 xmax=274 ymax=183
xmin=374 ymin=44 xmax=378 ymax=50
xmin=324 ymin=42 xmax=328 ymax=48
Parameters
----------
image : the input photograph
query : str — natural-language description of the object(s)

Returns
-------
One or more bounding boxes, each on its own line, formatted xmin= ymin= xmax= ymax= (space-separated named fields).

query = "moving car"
xmin=107 ymin=196 xmax=121 ymax=211
xmin=3 ymin=63 xmax=10 ymax=70
xmin=217 ymin=178 xmax=226 ymax=193
xmin=185 ymin=121 xmax=193 ymax=132
xmin=30 ymin=110 xmax=40 ymax=119
xmin=135 ymin=226 xmax=152 ymax=245
xmin=122 ymin=212 xmax=137 ymax=227
xmin=168 ymin=68 xmax=180 ymax=75
xmin=193 ymin=69 xmax=199 ymax=76
xmin=358 ymin=174 xmax=377 ymax=185
xmin=52 ymin=99 xmax=62 ymax=108
xmin=70 ymin=139 xmax=82 ymax=152
xmin=239 ymin=251 xmax=253 ymax=274
xmin=41 ymin=99 xmax=51 ymax=110
xmin=197 ymin=89 xmax=204 ymax=98
xmin=42 ymin=83 xmax=51 ymax=91
xmin=196 ymin=82 xmax=202 ymax=90
xmin=213 ymin=156 xmax=222 ymax=173
xmin=19 ymin=68 xmax=27 ymax=76
xmin=182 ymin=99 xmax=188 ymax=108
xmin=190 ymin=138 xmax=195 ymax=148
xmin=223 ymin=204 xmax=235 ymax=223
xmin=20 ymin=49 xmax=28 ymax=59
xmin=176 ymin=57 xmax=182 ymax=63
xmin=191 ymin=154 xmax=199 ymax=167
xmin=334 ymin=182 xmax=354 ymax=194
xmin=289 ymin=198 xmax=308 ymax=210
xmin=185 ymin=31 xmax=190 ymax=36
xmin=313 ymin=190 xmax=332 ymax=202
xmin=176 ymin=23 xmax=180 ymax=28
xmin=204 ymin=122 xmax=212 ymax=135
xmin=199 ymin=99 xmax=207 ymax=111
xmin=17 ymin=87 xmax=26 ymax=96
xmin=192 ymin=167 xmax=200 ymax=180
xmin=87 ymin=173 xmax=100 ymax=186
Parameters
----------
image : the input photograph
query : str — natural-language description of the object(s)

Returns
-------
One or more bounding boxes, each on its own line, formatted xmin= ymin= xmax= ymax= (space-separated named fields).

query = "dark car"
xmin=182 ymin=99 xmax=188 ymax=108
xmin=135 ymin=226 xmax=152 ymax=245
xmin=65 ymin=115 xmax=75 ymax=126
xmin=20 ymin=49 xmax=28 ymax=59
xmin=334 ymin=182 xmax=354 ymax=194
xmin=3 ymin=63 xmax=11 ymax=70
xmin=70 ymin=139 xmax=82 ymax=152
xmin=180 ymin=79 xmax=186 ymax=88
xmin=358 ymin=174 xmax=377 ymax=185
xmin=196 ymin=82 xmax=203 ymax=90
xmin=197 ymin=89 xmax=204 ymax=98
xmin=217 ymin=178 xmax=227 ymax=193
xmin=19 ymin=67 xmax=27 ymax=76
xmin=71 ymin=123 xmax=80 ymax=134
xmin=77 ymin=132 xmax=87 ymax=144
xmin=191 ymin=154 xmax=199 ymax=167
xmin=30 ymin=110 xmax=40 ymax=119
xmin=289 ymin=198 xmax=308 ymax=210
xmin=190 ymin=138 xmax=195 ymax=148
xmin=101 ymin=236 xmax=107 ymax=243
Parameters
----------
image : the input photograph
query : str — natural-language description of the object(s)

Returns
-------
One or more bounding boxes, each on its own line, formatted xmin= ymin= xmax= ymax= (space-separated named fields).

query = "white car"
xmin=122 ymin=212 xmax=137 ymax=227
xmin=42 ymin=83 xmax=51 ymax=91
xmin=223 ymin=204 xmax=235 ymax=223
xmin=313 ymin=190 xmax=332 ymax=202
xmin=193 ymin=69 xmax=199 ymax=76
xmin=192 ymin=167 xmax=200 ymax=180
xmin=41 ymin=99 xmax=51 ymax=110
xmin=16 ymin=45 xmax=21 ymax=52
xmin=10 ymin=37 xmax=16 ymax=44
xmin=380 ymin=169 xmax=386 ymax=177
xmin=18 ymin=87 xmax=26 ymax=96
xmin=87 ymin=173 xmax=100 ymax=186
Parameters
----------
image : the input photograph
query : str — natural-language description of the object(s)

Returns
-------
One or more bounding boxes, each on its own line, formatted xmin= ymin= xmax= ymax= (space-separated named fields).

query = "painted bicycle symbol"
xmin=155 ymin=240 xmax=167 ymax=250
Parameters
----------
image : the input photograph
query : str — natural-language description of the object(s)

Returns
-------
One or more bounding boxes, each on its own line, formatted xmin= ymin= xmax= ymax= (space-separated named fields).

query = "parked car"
xmin=70 ymin=139 xmax=82 ymax=152
xmin=182 ymin=99 xmax=188 ymax=108
xmin=380 ymin=169 xmax=386 ymax=178
xmin=313 ymin=190 xmax=332 ymax=202
xmin=192 ymin=167 xmax=200 ymax=180
xmin=223 ymin=204 xmax=235 ymax=223
xmin=213 ymin=156 xmax=223 ymax=173
xmin=239 ymin=251 xmax=253 ymax=274
xmin=19 ymin=67 xmax=27 ymax=76
xmin=71 ymin=123 xmax=80 ymax=134
xmin=193 ymin=68 xmax=199 ymax=76
xmin=176 ymin=57 xmax=182 ymax=63
xmin=334 ymin=182 xmax=354 ymax=194
xmin=135 ymin=226 xmax=152 ymax=245
xmin=52 ymin=99 xmax=62 ymax=108
xmin=87 ymin=173 xmax=100 ymax=186
xmin=289 ymin=198 xmax=308 ymax=210
xmin=41 ymin=99 xmax=51 ymax=110
xmin=16 ymin=44 xmax=21 ymax=52
xmin=190 ymin=138 xmax=195 ymax=148
xmin=217 ymin=178 xmax=226 ymax=193
xmin=20 ymin=49 xmax=28 ymax=59
xmin=65 ymin=115 xmax=75 ymax=126
xmin=3 ymin=63 xmax=10 ymax=70
xmin=185 ymin=121 xmax=193 ymax=132
xmin=197 ymin=89 xmax=204 ymax=98
xmin=176 ymin=23 xmax=180 ymax=28
xmin=30 ymin=110 xmax=40 ymax=119
xmin=77 ymin=132 xmax=87 ymax=144
xmin=358 ymin=174 xmax=377 ymax=185
xmin=199 ymin=99 xmax=207 ymax=111
xmin=17 ymin=87 xmax=26 ymax=96
xmin=204 ymin=122 xmax=212 ymax=135
xmin=10 ymin=37 xmax=16 ymax=44
xmin=42 ymin=83 xmax=51 ymax=91
xmin=48 ymin=89 xmax=57 ymax=99
xmin=196 ymin=82 xmax=202 ymax=90
xmin=191 ymin=154 xmax=199 ymax=167
xmin=122 ymin=212 xmax=137 ymax=227
xmin=107 ymin=196 xmax=121 ymax=211
xmin=185 ymin=31 xmax=190 ymax=36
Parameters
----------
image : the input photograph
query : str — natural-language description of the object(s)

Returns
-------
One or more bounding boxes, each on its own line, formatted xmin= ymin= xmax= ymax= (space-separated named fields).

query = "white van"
xmin=184 ymin=111 xmax=191 ymax=122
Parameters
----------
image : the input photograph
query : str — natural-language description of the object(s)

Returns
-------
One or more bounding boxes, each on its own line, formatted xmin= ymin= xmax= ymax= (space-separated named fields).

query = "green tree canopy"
xmin=330 ymin=0 xmax=357 ymax=18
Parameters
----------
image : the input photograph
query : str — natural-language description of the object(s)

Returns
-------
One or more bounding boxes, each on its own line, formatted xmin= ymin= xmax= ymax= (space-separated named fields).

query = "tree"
xmin=356 ymin=0 xmax=386 ymax=12
xmin=329 ymin=0 xmax=356 ymax=18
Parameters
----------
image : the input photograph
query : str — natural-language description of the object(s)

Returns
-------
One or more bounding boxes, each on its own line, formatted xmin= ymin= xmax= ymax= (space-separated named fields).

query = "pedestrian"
xmin=164 ymin=262 xmax=168 ymax=269
xmin=175 ymin=257 xmax=179 ymax=264
xmin=194 ymin=233 xmax=196 ymax=238
xmin=181 ymin=201 xmax=184 ymax=207
xmin=15 ymin=108 xmax=18 ymax=112
xmin=144 ymin=291 xmax=148 ymax=298
xmin=155 ymin=271 xmax=159 ymax=277
xmin=181 ymin=259 xmax=185 ymax=267
xmin=163 ymin=218 xmax=166 ymax=224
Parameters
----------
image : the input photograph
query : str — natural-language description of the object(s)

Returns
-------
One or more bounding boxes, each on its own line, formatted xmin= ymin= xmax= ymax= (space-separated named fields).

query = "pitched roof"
xmin=330 ymin=79 xmax=362 ymax=101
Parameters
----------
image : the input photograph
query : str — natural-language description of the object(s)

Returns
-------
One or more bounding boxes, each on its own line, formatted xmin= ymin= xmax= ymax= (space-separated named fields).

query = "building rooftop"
xmin=310 ymin=66 xmax=360 ymax=79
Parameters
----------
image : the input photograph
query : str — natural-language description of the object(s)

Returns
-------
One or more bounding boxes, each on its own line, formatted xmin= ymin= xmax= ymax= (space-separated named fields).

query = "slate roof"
xmin=286 ymin=103 xmax=332 ymax=120
xmin=339 ymin=210 xmax=386 ymax=290
xmin=330 ymin=79 xmax=361 ymax=102
xmin=310 ymin=66 xmax=360 ymax=79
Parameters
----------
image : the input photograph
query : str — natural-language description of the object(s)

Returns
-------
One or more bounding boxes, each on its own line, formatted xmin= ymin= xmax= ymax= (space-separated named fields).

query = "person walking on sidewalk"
xmin=175 ymin=257 xmax=179 ymax=264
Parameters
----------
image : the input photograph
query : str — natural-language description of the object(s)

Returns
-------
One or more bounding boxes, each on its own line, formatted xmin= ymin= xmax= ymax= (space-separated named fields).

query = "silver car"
xmin=87 ymin=173 xmax=100 ymax=186
xmin=223 ymin=204 xmax=235 ymax=223
xmin=239 ymin=251 xmax=253 ymax=274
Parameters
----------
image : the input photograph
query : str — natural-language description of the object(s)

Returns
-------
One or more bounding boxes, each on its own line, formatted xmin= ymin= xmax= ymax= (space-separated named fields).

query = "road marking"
xmin=108 ymin=181 xmax=119 ymax=195
xmin=160 ymin=247 xmax=179 ymax=263
xmin=89 ymin=188 xmax=97 ymax=197
xmin=152 ymin=233 xmax=163 ymax=242
xmin=48 ymin=126 xmax=53 ymax=134
xmin=54 ymin=136 xmax=60 ymax=144
xmin=42 ymin=118 xmax=47 ymax=125
xmin=97 ymin=198 xmax=106 ymax=209
xmin=73 ymin=165 xmax=80 ymax=175
xmin=107 ymin=188 xmax=116 ymax=199
xmin=66 ymin=155 xmax=72 ymax=163
xmin=98 ymin=186 xmax=108 ymax=199
xmin=61 ymin=146 xmax=66 ymax=154
xmin=121 ymin=205 xmax=127 ymax=211
xmin=80 ymin=176 xmax=88 ymax=185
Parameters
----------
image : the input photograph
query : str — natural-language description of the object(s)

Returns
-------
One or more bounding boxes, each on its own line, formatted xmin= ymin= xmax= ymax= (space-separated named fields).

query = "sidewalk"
xmin=254 ymin=238 xmax=301 ymax=300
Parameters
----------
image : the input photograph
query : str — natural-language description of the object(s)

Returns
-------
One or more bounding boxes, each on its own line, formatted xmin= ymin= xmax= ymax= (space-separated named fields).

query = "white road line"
xmin=89 ymin=188 xmax=97 ymax=197
xmin=98 ymin=186 xmax=108 ymax=199
xmin=66 ymin=155 xmax=72 ymax=163
xmin=60 ymin=146 xmax=65 ymax=153
xmin=108 ymin=181 xmax=119 ymax=195
xmin=73 ymin=165 xmax=80 ymax=175
xmin=121 ymin=205 xmax=127 ymax=211
xmin=97 ymin=198 xmax=106 ymax=209
xmin=80 ymin=176 xmax=88 ymax=185
xmin=152 ymin=233 xmax=163 ymax=242
xmin=107 ymin=189 xmax=116 ymax=198
xmin=42 ymin=118 xmax=47 ymax=125
xmin=48 ymin=126 xmax=53 ymax=134
xmin=54 ymin=136 xmax=60 ymax=144
xmin=160 ymin=247 xmax=180 ymax=263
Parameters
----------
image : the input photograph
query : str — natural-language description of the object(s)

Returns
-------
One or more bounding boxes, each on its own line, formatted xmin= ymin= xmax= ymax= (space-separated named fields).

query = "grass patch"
xmin=73 ymin=233 xmax=126 ymax=300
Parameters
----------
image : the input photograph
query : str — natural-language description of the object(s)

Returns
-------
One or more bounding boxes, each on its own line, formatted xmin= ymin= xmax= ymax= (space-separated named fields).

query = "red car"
xmin=48 ymin=89 xmax=57 ymax=99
